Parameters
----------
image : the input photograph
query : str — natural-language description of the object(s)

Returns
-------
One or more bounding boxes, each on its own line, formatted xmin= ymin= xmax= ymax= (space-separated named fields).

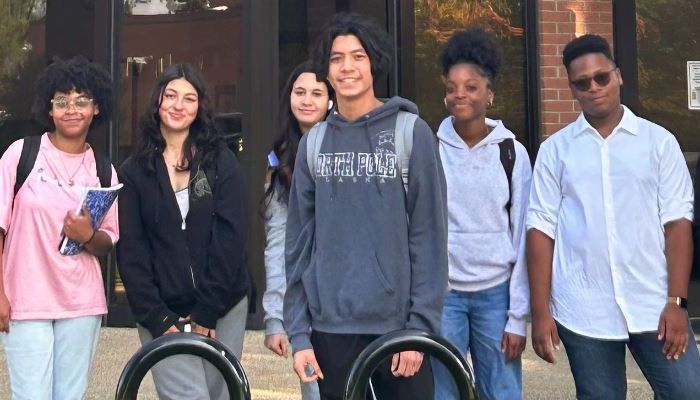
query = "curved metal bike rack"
xmin=344 ymin=329 xmax=478 ymax=400
xmin=114 ymin=333 xmax=251 ymax=400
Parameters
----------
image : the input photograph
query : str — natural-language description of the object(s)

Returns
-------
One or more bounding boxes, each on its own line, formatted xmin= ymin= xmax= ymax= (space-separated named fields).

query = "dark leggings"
xmin=311 ymin=330 xmax=434 ymax=400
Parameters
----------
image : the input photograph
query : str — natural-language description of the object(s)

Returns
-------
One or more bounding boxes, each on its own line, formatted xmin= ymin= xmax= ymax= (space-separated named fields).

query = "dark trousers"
xmin=311 ymin=330 xmax=435 ymax=400
xmin=556 ymin=321 xmax=700 ymax=400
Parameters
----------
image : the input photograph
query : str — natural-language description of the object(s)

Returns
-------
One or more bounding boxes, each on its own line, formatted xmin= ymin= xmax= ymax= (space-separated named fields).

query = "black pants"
xmin=311 ymin=330 xmax=435 ymax=400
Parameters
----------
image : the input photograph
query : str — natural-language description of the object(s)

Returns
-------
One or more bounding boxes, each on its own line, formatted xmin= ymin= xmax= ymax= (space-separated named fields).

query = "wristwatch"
xmin=667 ymin=296 xmax=688 ymax=309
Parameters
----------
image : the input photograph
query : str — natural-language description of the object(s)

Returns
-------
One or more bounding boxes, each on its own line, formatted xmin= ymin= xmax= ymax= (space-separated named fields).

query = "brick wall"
xmin=538 ymin=0 xmax=613 ymax=137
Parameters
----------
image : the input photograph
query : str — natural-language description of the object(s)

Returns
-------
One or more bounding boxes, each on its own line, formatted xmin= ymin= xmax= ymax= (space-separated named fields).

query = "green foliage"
xmin=635 ymin=0 xmax=700 ymax=150
xmin=413 ymin=0 xmax=527 ymax=140
xmin=0 ymin=0 xmax=43 ymax=114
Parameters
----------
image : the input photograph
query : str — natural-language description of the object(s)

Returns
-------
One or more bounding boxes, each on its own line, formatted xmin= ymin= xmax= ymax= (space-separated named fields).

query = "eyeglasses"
xmin=50 ymin=96 xmax=94 ymax=110
xmin=569 ymin=68 xmax=617 ymax=92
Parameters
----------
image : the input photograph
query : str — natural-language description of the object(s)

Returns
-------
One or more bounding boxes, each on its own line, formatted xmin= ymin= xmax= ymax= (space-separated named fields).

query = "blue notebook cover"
xmin=59 ymin=183 xmax=123 ymax=256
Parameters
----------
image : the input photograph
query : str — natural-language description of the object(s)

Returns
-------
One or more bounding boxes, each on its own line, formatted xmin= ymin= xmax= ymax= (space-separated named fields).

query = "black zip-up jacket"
xmin=117 ymin=145 xmax=250 ymax=337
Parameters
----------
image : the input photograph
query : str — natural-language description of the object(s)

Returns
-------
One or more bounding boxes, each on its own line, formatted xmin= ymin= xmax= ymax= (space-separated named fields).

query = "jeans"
xmin=2 ymin=315 xmax=102 ymax=400
xmin=432 ymin=280 xmax=522 ymax=400
xmin=137 ymin=297 xmax=248 ymax=400
xmin=556 ymin=320 xmax=700 ymax=400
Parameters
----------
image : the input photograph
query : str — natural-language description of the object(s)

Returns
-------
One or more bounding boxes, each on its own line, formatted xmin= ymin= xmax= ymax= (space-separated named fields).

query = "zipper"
xmin=189 ymin=266 xmax=196 ymax=289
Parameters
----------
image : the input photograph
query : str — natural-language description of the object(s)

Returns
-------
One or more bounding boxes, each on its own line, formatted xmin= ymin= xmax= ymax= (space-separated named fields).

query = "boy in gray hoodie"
xmin=284 ymin=13 xmax=448 ymax=400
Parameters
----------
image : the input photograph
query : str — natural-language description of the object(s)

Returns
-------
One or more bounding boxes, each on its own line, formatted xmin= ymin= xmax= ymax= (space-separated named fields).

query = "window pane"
xmin=119 ymin=0 xmax=244 ymax=163
xmin=413 ymin=0 xmax=527 ymax=141
xmin=636 ymin=2 xmax=700 ymax=160
xmin=0 ymin=1 xmax=47 ymax=151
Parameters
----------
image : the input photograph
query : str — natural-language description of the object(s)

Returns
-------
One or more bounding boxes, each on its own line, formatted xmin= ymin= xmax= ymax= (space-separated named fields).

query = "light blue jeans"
xmin=2 ymin=315 xmax=102 ymax=400
xmin=432 ymin=280 xmax=522 ymax=400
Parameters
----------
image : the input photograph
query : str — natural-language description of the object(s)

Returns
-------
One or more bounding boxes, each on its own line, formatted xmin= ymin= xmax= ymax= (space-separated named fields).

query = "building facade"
xmin=1 ymin=0 xmax=699 ymax=327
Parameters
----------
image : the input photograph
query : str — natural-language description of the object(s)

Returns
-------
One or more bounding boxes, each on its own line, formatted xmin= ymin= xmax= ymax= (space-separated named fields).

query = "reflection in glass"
xmin=0 ymin=0 xmax=47 ymax=151
xmin=119 ymin=0 xmax=243 ymax=162
xmin=413 ymin=0 xmax=526 ymax=142
xmin=636 ymin=1 xmax=700 ymax=154
xmin=124 ymin=0 xmax=230 ymax=16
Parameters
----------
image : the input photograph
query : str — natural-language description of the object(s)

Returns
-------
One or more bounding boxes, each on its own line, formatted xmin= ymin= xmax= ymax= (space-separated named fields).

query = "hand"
xmin=63 ymin=207 xmax=94 ymax=244
xmin=658 ymin=303 xmax=688 ymax=360
xmin=531 ymin=311 xmax=560 ymax=364
xmin=293 ymin=349 xmax=324 ymax=383
xmin=501 ymin=332 xmax=526 ymax=362
xmin=391 ymin=351 xmax=423 ymax=377
xmin=0 ymin=291 xmax=10 ymax=333
xmin=191 ymin=321 xmax=216 ymax=339
xmin=265 ymin=333 xmax=289 ymax=357
xmin=163 ymin=316 xmax=190 ymax=335
xmin=163 ymin=325 xmax=180 ymax=335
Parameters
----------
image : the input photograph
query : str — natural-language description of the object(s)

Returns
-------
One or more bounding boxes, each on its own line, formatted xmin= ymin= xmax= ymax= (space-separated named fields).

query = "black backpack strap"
xmin=93 ymin=150 xmax=112 ymax=188
xmin=498 ymin=138 xmax=516 ymax=226
xmin=15 ymin=135 xmax=41 ymax=196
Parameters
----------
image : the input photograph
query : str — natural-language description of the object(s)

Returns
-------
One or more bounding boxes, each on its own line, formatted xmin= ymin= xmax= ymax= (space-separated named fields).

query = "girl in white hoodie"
xmin=432 ymin=28 xmax=532 ymax=400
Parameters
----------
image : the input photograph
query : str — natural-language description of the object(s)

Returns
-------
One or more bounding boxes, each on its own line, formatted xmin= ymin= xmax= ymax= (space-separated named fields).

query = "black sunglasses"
xmin=569 ymin=68 xmax=617 ymax=92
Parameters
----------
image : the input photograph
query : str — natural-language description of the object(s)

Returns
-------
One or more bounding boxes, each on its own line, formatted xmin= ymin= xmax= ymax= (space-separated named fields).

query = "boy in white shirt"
xmin=527 ymin=34 xmax=700 ymax=399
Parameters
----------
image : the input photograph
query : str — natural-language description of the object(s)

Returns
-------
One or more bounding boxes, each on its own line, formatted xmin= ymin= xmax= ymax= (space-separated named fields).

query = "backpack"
xmin=305 ymin=112 xmax=516 ymax=211
xmin=499 ymin=138 xmax=515 ymax=220
xmin=14 ymin=135 xmax=112 ymax=197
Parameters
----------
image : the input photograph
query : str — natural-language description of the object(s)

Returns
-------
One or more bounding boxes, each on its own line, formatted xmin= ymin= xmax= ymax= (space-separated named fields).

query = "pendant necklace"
xmin=56 ymin=144 xmax=88 ymax=187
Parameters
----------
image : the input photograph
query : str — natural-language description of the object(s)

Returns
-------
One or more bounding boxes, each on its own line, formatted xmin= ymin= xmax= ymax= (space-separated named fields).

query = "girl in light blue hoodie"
xmin=432 ymin=28 xmax=532 ymax=400
xmin=262 ymin=61 xmax=334 ymax=400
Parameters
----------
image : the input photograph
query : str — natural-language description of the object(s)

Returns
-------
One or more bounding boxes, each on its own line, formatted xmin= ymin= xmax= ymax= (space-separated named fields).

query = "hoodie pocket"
xmin=338 ymin=252 xmax=397 ymax=320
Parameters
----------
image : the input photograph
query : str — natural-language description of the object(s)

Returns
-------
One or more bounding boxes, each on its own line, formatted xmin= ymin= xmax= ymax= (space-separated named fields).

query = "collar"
xmin=572 ymin=105 xmax=639 ymax=137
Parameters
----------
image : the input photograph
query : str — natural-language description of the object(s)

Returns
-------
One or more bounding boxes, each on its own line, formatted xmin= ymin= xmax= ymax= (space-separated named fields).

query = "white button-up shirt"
xmin=527 ymin=106 xmax=693 ymax=339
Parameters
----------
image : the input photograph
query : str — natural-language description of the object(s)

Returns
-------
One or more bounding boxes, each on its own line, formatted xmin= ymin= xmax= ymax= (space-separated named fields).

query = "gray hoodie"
xmin=284 ymin=97 xmax=448 ymax=352
xmin=437 ymin=116 xmax=532 ymax=336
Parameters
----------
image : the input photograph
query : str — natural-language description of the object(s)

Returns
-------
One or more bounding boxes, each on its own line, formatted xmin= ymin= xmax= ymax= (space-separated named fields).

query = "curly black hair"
xmin=440 ymin=28 xmax=502 ymax=85
xmin=562 ymin=34 xmax=614 ymax=71
xmin=264 ymin=61 xmax=334 ymax=206
xmin=133 ymin=63 xmax=223 ymax=172
xmin=32 ymin=56 xmax=113 ymax=131
xmin=312 ymin=12 xmax=392 ymax=80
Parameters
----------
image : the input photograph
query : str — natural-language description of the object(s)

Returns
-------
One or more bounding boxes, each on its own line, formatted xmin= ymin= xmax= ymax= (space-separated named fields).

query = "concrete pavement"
xmin=1 ymin=327 xmax=655 ymax=399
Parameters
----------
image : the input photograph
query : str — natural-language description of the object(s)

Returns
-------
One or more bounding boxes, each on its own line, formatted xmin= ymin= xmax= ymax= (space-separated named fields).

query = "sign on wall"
xmin=688 ymin=61 xmax=700 ymax=110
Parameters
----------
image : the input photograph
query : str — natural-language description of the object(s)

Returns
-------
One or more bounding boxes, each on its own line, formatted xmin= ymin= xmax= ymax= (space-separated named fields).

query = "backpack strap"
xmin=498 ymin=138 xmax=516 ymax=226
xmin=306 ymin=121 xmax=327 ymax=180
xmin=14 ymin=135 xmax=41 ymax=196
xmin=394 ymin=111 xmax=417 ymax=193
xmin=93 ymin=150 xmax=112 ymax=188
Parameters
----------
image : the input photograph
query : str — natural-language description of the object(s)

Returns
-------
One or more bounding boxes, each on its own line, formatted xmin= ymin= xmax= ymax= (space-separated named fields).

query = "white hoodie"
xmin=437 ymin=116 xmax=532 ymax=336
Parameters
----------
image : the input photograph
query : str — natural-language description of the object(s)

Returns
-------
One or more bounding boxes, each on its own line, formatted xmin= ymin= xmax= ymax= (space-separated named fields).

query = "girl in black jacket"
xmin=117 ymin=63 xmax=250 ymax=400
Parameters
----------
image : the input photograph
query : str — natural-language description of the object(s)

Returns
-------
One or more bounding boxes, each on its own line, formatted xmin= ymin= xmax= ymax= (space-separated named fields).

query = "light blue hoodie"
xmin=437 ymin=116 xmax=531 ymax=335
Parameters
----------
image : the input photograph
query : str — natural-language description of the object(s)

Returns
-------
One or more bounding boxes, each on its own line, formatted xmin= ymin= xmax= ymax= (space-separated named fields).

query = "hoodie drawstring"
xmin=329 ymin=123 xmax=338 ymax=200
xmin=363 ymin=116 xmax=383 ymax=197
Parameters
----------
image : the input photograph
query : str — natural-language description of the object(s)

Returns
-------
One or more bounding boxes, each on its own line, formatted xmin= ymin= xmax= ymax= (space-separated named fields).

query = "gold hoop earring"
xmin=443 ymin=97 xmax=448 ymax=108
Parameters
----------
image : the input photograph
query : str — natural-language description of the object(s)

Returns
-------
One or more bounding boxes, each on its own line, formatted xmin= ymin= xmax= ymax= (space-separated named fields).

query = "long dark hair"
xmin=264 ymin=61 xmax=334 ymax=205
xmin=133 ymin=63 xmax=222 ymax=172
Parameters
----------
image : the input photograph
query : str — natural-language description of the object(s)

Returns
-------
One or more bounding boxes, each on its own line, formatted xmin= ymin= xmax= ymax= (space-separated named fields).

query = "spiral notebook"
xmin=58 ymin=183 xmax=123 ymax=256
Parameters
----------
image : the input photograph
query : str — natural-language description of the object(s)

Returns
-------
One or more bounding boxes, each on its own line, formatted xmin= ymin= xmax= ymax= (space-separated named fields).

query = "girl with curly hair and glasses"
xmin=0 ymin=56 xmax=119 ymax=399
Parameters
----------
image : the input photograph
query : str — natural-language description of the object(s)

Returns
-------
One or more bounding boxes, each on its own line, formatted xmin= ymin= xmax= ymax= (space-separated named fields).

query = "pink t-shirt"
xmin=0 ymin=133 xmax=119 ymax=320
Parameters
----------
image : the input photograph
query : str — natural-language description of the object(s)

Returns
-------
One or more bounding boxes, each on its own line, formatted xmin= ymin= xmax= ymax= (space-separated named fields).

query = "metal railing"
xmin=114 ymin=333 xmax=251 ymax=400
xmin=344 ymin=329 xmax=478 ymax=400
